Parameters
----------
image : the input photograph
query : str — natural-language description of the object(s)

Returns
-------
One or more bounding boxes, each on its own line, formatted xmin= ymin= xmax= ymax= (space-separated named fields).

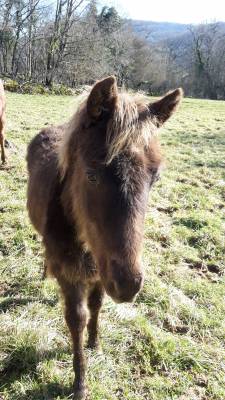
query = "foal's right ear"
xmin=87 ymin=76 xmax=118 ymax=119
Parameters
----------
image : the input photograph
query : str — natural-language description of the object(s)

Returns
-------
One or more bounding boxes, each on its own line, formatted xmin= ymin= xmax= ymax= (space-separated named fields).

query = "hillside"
xmin=129 ymin=19 xmax=189 ymax=42
xmin=129 ymin=19 xmax=225 ymax=43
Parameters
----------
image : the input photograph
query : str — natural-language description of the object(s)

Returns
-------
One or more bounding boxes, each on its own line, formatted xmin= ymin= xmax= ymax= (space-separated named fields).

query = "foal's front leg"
xmin=59 ymin=278 xmax=87 ymax=400
xmin=87 ymin=281 xmax=104 ymax=349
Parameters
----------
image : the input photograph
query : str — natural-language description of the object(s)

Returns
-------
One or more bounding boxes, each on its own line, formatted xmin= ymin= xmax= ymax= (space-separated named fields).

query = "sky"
xmin=102 ymin=0 xmax=225 ymax=24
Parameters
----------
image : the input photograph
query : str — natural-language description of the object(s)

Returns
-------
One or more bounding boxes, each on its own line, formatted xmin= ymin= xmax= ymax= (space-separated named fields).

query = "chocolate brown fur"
xmin=27 ymin=76 xmax=182 ymax=399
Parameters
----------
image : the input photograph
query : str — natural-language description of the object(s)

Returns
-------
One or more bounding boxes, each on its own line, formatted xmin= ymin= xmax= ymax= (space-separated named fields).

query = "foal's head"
xmin=59 ymin=77 xmax=182 ymax=303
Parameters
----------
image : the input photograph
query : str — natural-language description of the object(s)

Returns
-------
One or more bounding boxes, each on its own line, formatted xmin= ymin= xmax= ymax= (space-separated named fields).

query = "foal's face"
xmin=80 ymin=150 xmax=155 ymax=303
xmin=74 ymin=77 xmax=182 ymax=303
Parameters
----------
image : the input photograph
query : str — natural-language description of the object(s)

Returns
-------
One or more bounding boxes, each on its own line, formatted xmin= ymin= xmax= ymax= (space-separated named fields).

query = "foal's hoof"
xmin=87 ymin=342 xmax=103 ymax=355
xmin=73 ymin=387 xmax=87 ymax=400
xmin=87 ymin=338 xmax=101 ymax=351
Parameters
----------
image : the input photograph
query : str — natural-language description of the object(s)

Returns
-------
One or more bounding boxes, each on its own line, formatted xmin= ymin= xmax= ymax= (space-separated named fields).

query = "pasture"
xmin=0 ymin=92 xmax=225 ymax=400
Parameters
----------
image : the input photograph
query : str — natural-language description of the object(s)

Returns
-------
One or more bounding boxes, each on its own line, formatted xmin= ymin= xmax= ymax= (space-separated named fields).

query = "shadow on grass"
xmin=12 ymin=382 xmax=73 ymax=400
xmin=0 ymin=345 xmax=70 ymax=389
xmin=0 ymin=164 xmax=15 ymax=171
xmin=0 ymin=381 xmax=73 ymax=400
xmin=173 ymin=217 xmax=208 ymax=230
xmin=0 ymin=296 xmax=58 ymax=313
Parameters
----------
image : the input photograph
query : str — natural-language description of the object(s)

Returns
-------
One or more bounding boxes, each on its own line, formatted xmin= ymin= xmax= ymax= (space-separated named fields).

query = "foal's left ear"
xmin=149 ymin=88 xmax=183 ymax=127
xmin=87 ymin=76 xmax=118 ymax=119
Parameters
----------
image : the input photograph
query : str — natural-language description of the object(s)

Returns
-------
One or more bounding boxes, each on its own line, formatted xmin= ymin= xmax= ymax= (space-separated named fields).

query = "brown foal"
xmin=27 ymin=76 xmax=182 ymax=399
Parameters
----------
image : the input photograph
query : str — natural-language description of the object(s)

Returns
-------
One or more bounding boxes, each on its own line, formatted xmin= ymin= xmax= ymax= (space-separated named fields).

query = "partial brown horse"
xmin=0 ymin=80 xmax=6 ymax=164
xmin=27 ymin=76 xmax=182 ymax=399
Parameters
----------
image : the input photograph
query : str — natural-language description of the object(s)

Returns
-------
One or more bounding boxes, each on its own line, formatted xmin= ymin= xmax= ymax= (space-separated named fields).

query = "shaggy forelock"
xmin=106 ymin=93 xmax=156 ymax=164
xmin=58 ymin=90 xmax=156 ymax=177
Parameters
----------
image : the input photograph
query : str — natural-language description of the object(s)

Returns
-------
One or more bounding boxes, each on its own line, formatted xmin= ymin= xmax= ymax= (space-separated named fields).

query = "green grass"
xmin=0 ymin=93 xmax=225 ymax=400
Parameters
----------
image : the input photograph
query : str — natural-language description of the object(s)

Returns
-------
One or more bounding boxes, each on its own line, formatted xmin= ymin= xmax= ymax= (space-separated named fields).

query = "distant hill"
xmin=129 ymin=20 xmax=225 ymax=43
xmin=129 ymin=20 xmax=190 ymax=42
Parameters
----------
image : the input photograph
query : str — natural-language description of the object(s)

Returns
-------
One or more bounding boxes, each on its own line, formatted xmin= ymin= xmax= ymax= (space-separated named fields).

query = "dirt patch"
xmin=157 ymin=206 xmax=178 ymax=214
xmin=163 ymin=318 xmax=189 ymax=334
xmin=184 ymin=259 xmax=223 ymax=281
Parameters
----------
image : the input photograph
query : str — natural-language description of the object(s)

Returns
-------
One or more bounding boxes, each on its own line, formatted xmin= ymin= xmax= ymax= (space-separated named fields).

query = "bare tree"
xmin=0 ymin=1 xmax=225 ymax=99
xmin=45 ymin=0 xmax=86 ymax=87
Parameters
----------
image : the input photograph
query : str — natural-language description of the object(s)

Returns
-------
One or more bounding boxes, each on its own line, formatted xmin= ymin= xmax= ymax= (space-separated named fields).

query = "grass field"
xmin=0 ymin=92 xmax=225 ymax=400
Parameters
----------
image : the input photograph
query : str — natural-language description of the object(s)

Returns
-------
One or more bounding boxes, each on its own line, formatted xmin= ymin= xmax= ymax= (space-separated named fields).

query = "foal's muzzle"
xmin=106 ymin=260 xmax=144 ymax=303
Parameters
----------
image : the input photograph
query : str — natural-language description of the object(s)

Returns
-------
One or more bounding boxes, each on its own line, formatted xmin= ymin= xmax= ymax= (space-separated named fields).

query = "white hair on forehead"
xmin=57 ymin=90 xmax=157 ymax=177
xmin=105 ymin=92 xmax=156 ymax=164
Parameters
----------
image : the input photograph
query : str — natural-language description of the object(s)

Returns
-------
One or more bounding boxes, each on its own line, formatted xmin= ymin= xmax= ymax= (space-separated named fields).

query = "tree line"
xmin=152 ymin=23 xmax=225 ymax=99
xmin=0 ymin=0 xmax=225 ymax=99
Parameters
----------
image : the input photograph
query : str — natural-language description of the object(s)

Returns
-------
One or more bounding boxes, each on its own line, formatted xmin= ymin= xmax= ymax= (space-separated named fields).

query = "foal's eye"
xmin=86 ymin=169 xmax=99 ymax=184
xmin=153 ymin=170 xmax=160 ymax=182
xmin=149 ymin=168 xmax=161 ymax=186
